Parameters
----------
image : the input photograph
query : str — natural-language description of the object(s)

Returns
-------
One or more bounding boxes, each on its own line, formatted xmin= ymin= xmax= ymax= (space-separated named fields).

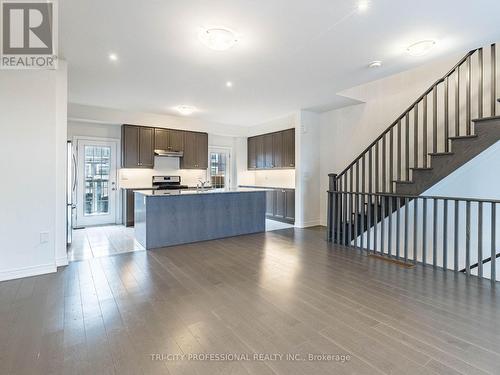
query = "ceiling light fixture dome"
xmin=407 ymin=40 xmax=436 ymax=57
xmin=368 ymin=61 xmax=382 ymax=68
xmin=357 ymin=0 xmax=370 ymax=12
xmin=199 ymin=27 xmax=238 ymax=51
xmin=175 ymin=105 xmax=197 ymax=116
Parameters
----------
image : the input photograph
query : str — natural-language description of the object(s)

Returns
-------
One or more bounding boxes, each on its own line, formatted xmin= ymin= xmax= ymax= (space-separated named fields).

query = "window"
xmin=84 ymin=146 xmax=111 ymax=215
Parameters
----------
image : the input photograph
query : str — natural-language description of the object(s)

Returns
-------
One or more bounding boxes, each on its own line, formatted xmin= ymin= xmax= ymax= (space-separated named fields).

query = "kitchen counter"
xmin=135 ymin=187 xmax=269 ymax=197
xmin=239 ymin=185 xmax=295 ymax=190
xmin=134 ymin=188 xmax=266 ymax=249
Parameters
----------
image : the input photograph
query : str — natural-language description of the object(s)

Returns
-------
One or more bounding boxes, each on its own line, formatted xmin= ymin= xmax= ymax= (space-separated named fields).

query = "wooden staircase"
xmin=395 ymin=116 xmax=500 ymax=195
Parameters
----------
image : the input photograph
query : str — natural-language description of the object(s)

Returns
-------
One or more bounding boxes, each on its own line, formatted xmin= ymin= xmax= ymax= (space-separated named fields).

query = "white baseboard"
xmin=0 ymin=263 xmax=57 ymax=282
xmin=295 ymin=218 xmax=321 ymax=228
xmin=56 ymin=256 xmax=69 ymax=267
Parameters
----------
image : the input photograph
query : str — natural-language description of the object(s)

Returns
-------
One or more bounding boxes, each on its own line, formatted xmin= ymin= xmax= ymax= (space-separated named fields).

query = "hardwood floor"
xmin=1 ymin=227 xmax=499 ymax=375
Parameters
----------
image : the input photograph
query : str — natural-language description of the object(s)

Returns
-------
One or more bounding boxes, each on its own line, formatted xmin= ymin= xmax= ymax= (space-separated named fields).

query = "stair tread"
xmin=392 ymin=180 xmax=413 ymax=184
xmin=411 ymin=167 xmax=433 ymax=171
xmin=449 ymin=134 xmax=478 ymax=140
xmin=429 ymin=152 xmax=454 ymax=156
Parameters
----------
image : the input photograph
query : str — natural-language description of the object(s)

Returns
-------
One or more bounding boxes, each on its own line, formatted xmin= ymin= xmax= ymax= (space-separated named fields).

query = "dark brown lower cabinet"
xmin=266 ymin=190 xmax=275 ymax=216
xmin=263 ymin=188 xmax=295 ymax=223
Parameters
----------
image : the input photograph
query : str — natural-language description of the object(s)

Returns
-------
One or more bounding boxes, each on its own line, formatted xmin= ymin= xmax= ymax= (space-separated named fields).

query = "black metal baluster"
xmin=466 ymin=201 xmax=471 ymax=275
xmin=478 ymin=202 xmax=483 ymax=278
xmin=492 ymin=44 xmax=497 ymax=117
xmin=369 ymin=148 xmax=373 ymax=194
xmin=388 ymin=196 xmax=393 ymax=257
xmin=397 ymin=120 xmax=402 ymax=181
xmin=478 ymin=48 xmax=484 ymax=119
xmin=375 ymin=142 xmax=379 ymax=193
xmin=455 ymin=67 xmax=460 ymax=136
xmin=443 ymin=199 xmax=448 ymax=270
xmin=389 ymin=128 xmax=394 ymax=193
xmin=413 ymin=198 xmax=419 ymax=263
xmin=423 ymin=96 xmax=428 ymax=167
xmin=374 ymin=194 xmax=378 ymax=253
xmin=444 ymin=77 xmax=449 ymax=152
xmin=360 ymin=193 xmax=365 ymax=250
xmin=422 ymin=198 xmax=428 ymax=265
xmin=405 ymin=113 xmax=410 ymax=180
xmin=491 ymin=203 xmax=496 ymax=283
xmin=433 ymin=86 xmax=438 ymax=153
xmin=433 ymin=199 xmax=438 ymax=267
xmin=466 ymin=55 xmax=471 ymax=135
xmin=381 ymin=196 xmax=386 ymax=255
xmin=404 ymin=197 xmax=409 ymax=263
xmin=354 ymin=193 xmax=359 ymax=248
xmin=454 ymin=200 xmax=459 ymax=272
xmin=382 ymin=135 xmax=387 ymax=192
xmin=396 ymin=197 xmax=400 ymax=259
xmin=414 ymin=104 xmax=419 ymax=169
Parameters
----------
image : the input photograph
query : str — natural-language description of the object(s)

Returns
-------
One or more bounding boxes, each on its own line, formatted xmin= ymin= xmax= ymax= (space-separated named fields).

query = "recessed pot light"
xmin=108 ymin=52 xmax=118 ymax=62
xmin=199 ymin=27 xmax=238 ymax=51
xmin=357 ymin=0 xmax=370 ymax=11
xmin=175 ymin=105 xmax=197 ymax=116
xmin=368 ymin=61 xmax=382 ymax=68
xmin=226 ymin=81 xmax=233 ymax=88
xmin=407 ymin=40 xmax=436 ymax=57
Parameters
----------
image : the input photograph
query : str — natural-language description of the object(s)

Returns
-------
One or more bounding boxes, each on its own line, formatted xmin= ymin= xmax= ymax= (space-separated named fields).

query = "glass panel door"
xmin=209 ymin=148 xmax=231 ymax=188
xmin=84 ymin=145 xmax=111 ymax=216
xmin=75 ymin=139 xmax=118 ymax=227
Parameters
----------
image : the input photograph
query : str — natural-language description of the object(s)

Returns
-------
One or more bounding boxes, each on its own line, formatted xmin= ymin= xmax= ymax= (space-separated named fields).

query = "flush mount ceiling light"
xmin=357 ymin=0 xmax=370 ymax=12
xmin=108 ymin=52 xmax=118 ymax=62
xmin=175 ymin=105 xmax=197 ymax=116
xmin=199 ymin=27 xmax=238 ymax=51
xmin=407 ymin=40 xmax=436 ymax=57
xmin=368 ymin=60 xmax=382 ymax=68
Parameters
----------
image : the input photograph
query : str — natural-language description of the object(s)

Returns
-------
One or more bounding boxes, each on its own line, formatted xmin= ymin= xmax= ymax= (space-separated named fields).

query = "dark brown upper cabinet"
xmin=180 ymin=131 xmax=208 ymax=170
xmin=122 ymin=125 xmax=154 ymax=168
xmin=282 ymin=128 xmax=295 ymax=168
xmin=247 ymin=128 xmax=295 ymax=170
xmin=154 ymin=128 xmax=184 ymax=151
xmin=247 ymin=137 xmax=257 ymax=169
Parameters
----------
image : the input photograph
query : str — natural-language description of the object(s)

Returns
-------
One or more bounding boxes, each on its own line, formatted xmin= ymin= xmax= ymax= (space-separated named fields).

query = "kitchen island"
xmin=134 ymin=188 xmax=267 ymax=249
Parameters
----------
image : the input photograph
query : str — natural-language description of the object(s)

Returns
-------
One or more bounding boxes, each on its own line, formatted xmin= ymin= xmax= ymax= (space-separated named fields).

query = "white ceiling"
xmin=60 ymin=0 xmax=500 ymax=127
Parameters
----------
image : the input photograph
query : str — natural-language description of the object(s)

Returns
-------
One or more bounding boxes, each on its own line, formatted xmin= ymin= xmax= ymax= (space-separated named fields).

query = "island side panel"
xmin=145 ymin=191 xmax=266 ymax=249
xmin=134 ymin=192 xmax=147 ymax=248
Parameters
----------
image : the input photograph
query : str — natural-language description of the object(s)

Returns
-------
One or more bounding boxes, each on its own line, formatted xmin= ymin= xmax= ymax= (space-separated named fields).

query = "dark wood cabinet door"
xmin=138 ymin=127 xmax=154 ymax=167
xmin=122 ymin=125 xmax=140 ymax=168
xmin=180 ymin=131 xmax=207 ymax=169
xmin=154 ymin=128 xmax=169 ymax=150
xmin=255 ymin=136 xmax=265 ymax=169
xmin=247 ymin=137 xmax=257 ymax=169
xmin=285 ymin=189 xmax=295 ymax=221
xmin=264 ymin=134 xmax=274 ymax=168
xmin=196 ymin=132 xmax=208 ymax=169
xmin=180 ymin=131 xmax=196 ymax=169
xmin=275 ymin=190 xmax=286 ymax=218
xmin=169 ymin=129 xmax=184 ymax=151
xmin=272 ymin=132 xmax=283 ymax=168
xmin=282 ymin=128 xmax=295 ymax=168
xmin=266 ymin=190 xmax=275 ymax=216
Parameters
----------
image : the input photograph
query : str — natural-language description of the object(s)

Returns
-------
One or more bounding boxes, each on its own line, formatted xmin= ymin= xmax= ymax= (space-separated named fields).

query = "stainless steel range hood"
xmin=154 ymin=149 xmax=184 ymax=157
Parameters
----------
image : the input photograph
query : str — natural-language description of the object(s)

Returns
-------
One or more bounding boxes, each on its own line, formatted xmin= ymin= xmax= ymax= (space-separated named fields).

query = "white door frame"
xmin=208 ymin=146 xmax=232 ymax=188
xmin=74 ymin=136 xmax=120 ymax=227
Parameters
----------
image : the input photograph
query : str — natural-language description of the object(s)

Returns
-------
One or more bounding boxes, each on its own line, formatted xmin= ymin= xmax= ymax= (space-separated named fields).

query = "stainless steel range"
xmin=152 ymin=176 xmax=189 ymax=190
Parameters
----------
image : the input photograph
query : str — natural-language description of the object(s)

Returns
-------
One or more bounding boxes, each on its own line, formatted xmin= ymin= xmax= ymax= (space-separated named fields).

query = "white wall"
xmin=0 ymin=64 xmax=68 ymax=281
xmin=296 ymin=111 xmax=321 ymax=227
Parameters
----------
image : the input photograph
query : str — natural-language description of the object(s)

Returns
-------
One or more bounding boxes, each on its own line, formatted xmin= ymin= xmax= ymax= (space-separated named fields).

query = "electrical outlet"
xmin=40 ymin=232 xmax=49 ymax=244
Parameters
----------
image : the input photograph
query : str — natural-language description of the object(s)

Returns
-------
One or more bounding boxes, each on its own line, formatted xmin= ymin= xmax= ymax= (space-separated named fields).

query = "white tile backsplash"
xmin=119 ymin=156 xmax=208 ymax=188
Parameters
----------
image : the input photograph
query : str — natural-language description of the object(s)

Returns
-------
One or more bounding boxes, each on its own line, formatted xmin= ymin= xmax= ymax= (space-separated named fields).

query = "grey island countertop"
xmin=134 ymin=187 xmax=270 ymax=197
